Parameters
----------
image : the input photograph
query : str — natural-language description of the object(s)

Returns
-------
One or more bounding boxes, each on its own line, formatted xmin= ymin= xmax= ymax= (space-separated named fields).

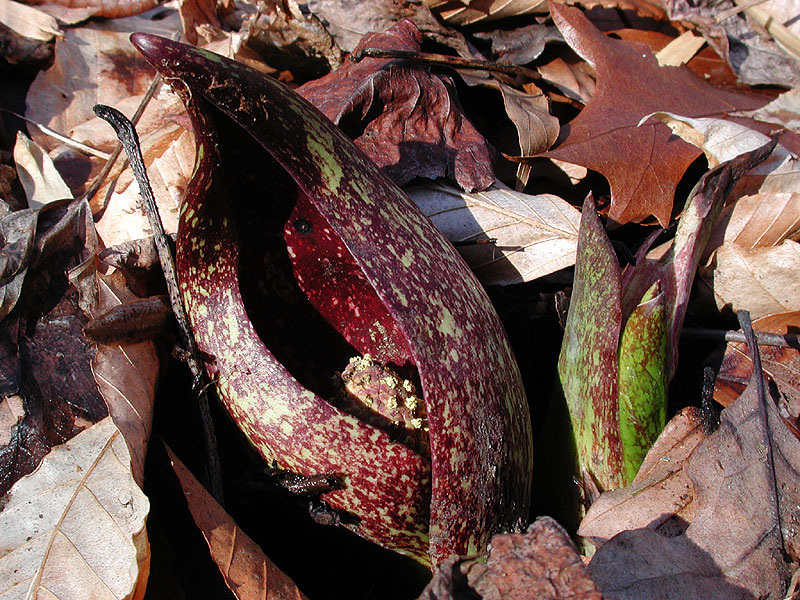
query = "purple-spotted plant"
xmin=130 ymin=33 xmax=533 ymax=567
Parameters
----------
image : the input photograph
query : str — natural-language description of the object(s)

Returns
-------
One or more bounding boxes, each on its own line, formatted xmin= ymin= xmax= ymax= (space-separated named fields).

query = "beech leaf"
xmin=12 ymin=131 xmax=73 ymax=209
xmin=699 ymin=240 xmax=800 ymax=319
xmin=535 ymin=1 xmax=769 ymax=226
xmin=297 ymin=19 xmax=495 ymax=192
xmin=166 ymin=446 xmax=308 ymax=600
xmin=645 ymin=111 xmax=799 ymax=195
xmin=405 ymin=181 xmax=579 ymax=285
xmin=0 ymin=417 xmax=150 ymax=600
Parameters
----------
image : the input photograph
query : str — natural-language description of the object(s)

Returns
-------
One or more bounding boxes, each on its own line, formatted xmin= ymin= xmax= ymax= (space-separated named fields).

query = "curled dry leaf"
xmin=0 ymin=200 xmax=108 ymax=496
xmin=12 ymin=131 xmax=73 ymax=209
xmin=421 ymin=517 xmax=602 ymax=600
xmin=0 ymin=0 xmax=59 ymax=42
xmin=307 ymin=0 xmax=473 ymax=57
xmin=298 ymin=19 xmax=495 ymax=193
xmin=167 ymin=446 xmax=309 ymax=600
xmin=465 ymin=517 xmax=603 ymax=600
xmin=0 ymin=417 xmax=150 ymax=600
xmin=424 ymin=0 xmax=548 ymax=25
xmin=405 ymin=180 xmax=580 ymax=286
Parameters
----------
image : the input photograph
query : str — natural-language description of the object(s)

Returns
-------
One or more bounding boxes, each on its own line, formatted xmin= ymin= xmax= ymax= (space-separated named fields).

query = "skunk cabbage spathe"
xmin=130 ymin=33 xmax=532 ymax=566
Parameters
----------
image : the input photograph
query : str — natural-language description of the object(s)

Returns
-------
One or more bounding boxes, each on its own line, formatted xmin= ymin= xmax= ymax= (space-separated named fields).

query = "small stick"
xmin=350 ymin=47 xmax=542 ymax=81
xmin=682 ymin=327 xmax=800 ymax=349
xmin=82 ymin=66 xmax=163 ymax=207
xmin=93 ymin=104 xmax=225 ymax=505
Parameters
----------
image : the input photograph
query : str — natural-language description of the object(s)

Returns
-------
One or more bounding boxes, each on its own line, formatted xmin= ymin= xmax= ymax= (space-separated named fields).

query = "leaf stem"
xmin=351 ymin=47 xmax=542 ymax=81
xmin=93 ymin=104 xmax=225 ymax=505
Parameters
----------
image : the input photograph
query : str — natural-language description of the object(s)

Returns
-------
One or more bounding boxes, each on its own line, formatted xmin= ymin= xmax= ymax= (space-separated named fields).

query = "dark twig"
xmin=350 ymin=47 xmax=542 ymax=81
xmin=738 ymin=310 xmax=785 ymax=558
xmin=93 ymin=104 xmax=225 ymax=505
xmin=682 ymin=327 xmax=800 ymax=349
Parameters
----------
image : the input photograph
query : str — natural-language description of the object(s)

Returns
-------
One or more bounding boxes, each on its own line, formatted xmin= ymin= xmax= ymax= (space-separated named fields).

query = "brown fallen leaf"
xmin=0 ymin=199 xmax=108 ymax=496
xmin=24 ymin=7 xmax=185 ymax=200
xmin=584 ymin=375 xmax=799 ymax=599
xmin=0 ymin=416 xmax=150 ymax=600
xmin=704 ymin=192 xmax=800 ymax=260
xmin=166 ymin=446 xmax=308 ymax=600
xmin=307 ymin=0 xmax=473 ymax=57
xmin=714 ymin=311 xmax=800 ymax=426
xmin=529 ymin=1 xmax=769 ymax=226
xmin=465 ymin=517 xmax=603 ymax=600
xmin=424 ymin=0 xmax=548 ymax=25
xmin=699 ymin=240 xmax=800 ymax=319
xmin=579 ymin=407 xmax=707 ymax=544
xmin=298 ymin=19 xmax=496 ymax=192
xmin=420 ymin=517 xmax=602 ymax=600
xmin=406 ymin=180 xmax=579 ymax=285
xmin=89 ymin=271 xmax=159 ymax=484
xmin=0 ymin=0 xmax=59 ymax=42
xmin=12 ymin=130 xmax=73 ymax=208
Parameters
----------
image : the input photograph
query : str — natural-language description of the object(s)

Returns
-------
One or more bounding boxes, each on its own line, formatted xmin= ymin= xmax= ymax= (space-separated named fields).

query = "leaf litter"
xmin=2 ymin=0 xmax=800 ymax=597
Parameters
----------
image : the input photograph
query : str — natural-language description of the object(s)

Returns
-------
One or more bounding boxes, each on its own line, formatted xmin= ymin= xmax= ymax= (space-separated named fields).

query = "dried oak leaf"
xmin=297 ymin=19 xmax=495 ymax=192
xmin=533 ymin=2 xmax=769 ymax=226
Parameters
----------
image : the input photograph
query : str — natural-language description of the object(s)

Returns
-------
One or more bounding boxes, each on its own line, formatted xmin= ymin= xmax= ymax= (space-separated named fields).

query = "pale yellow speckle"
xmin=437 ymin=306 xmax=463 ymax=338
xmin=449 ymin=348 xmax=459 ymax=362
xmin=280 ymin=420 xmax=294 ymax=436
xmin=400 ymin=248 xmax=414 ymax=268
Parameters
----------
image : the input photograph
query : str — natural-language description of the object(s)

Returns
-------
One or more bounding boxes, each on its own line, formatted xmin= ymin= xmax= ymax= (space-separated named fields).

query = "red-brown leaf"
xmin=535 ymin=1 xmax=769 ymax=226
xmin=297 ymin=19 xmax=495 ymax=192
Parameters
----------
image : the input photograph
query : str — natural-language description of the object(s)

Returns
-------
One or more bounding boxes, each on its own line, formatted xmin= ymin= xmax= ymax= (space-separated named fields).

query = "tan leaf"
xmin=424 ymin=0 xmax=548 ymax=25
xmin=579 ymin=407 xmax=707 ymax=544
xmin=406 ymin=181 xmax=580 ymax=285
xmin=0 ymin=417 xmax=150 ymax=600
xmin=499 ymin=82 xmax=560 ymax=190
xmin=0 ymin=0 xmax=59 ymax=41
xmin=166 ymin=447 xmax=308 ymax=600
xmin=585 ymin=377 xmax=799 ymax=598
xmin=90 ymin=272 xmax=158 ymax=485
xmin=644 ymin=112 xmax=799 ymax=194
xmin=700 ymin=239 xmax=800 ymax=319
xmin=94 ymin=125 xmax=194 ymax=248
xmin=12 ymin=131 xmax=73 ymax=209
xmin=705 ymin=192 xmax=800 ymax=258
xmin=733 ymin=87 xmax=800 ymax=135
